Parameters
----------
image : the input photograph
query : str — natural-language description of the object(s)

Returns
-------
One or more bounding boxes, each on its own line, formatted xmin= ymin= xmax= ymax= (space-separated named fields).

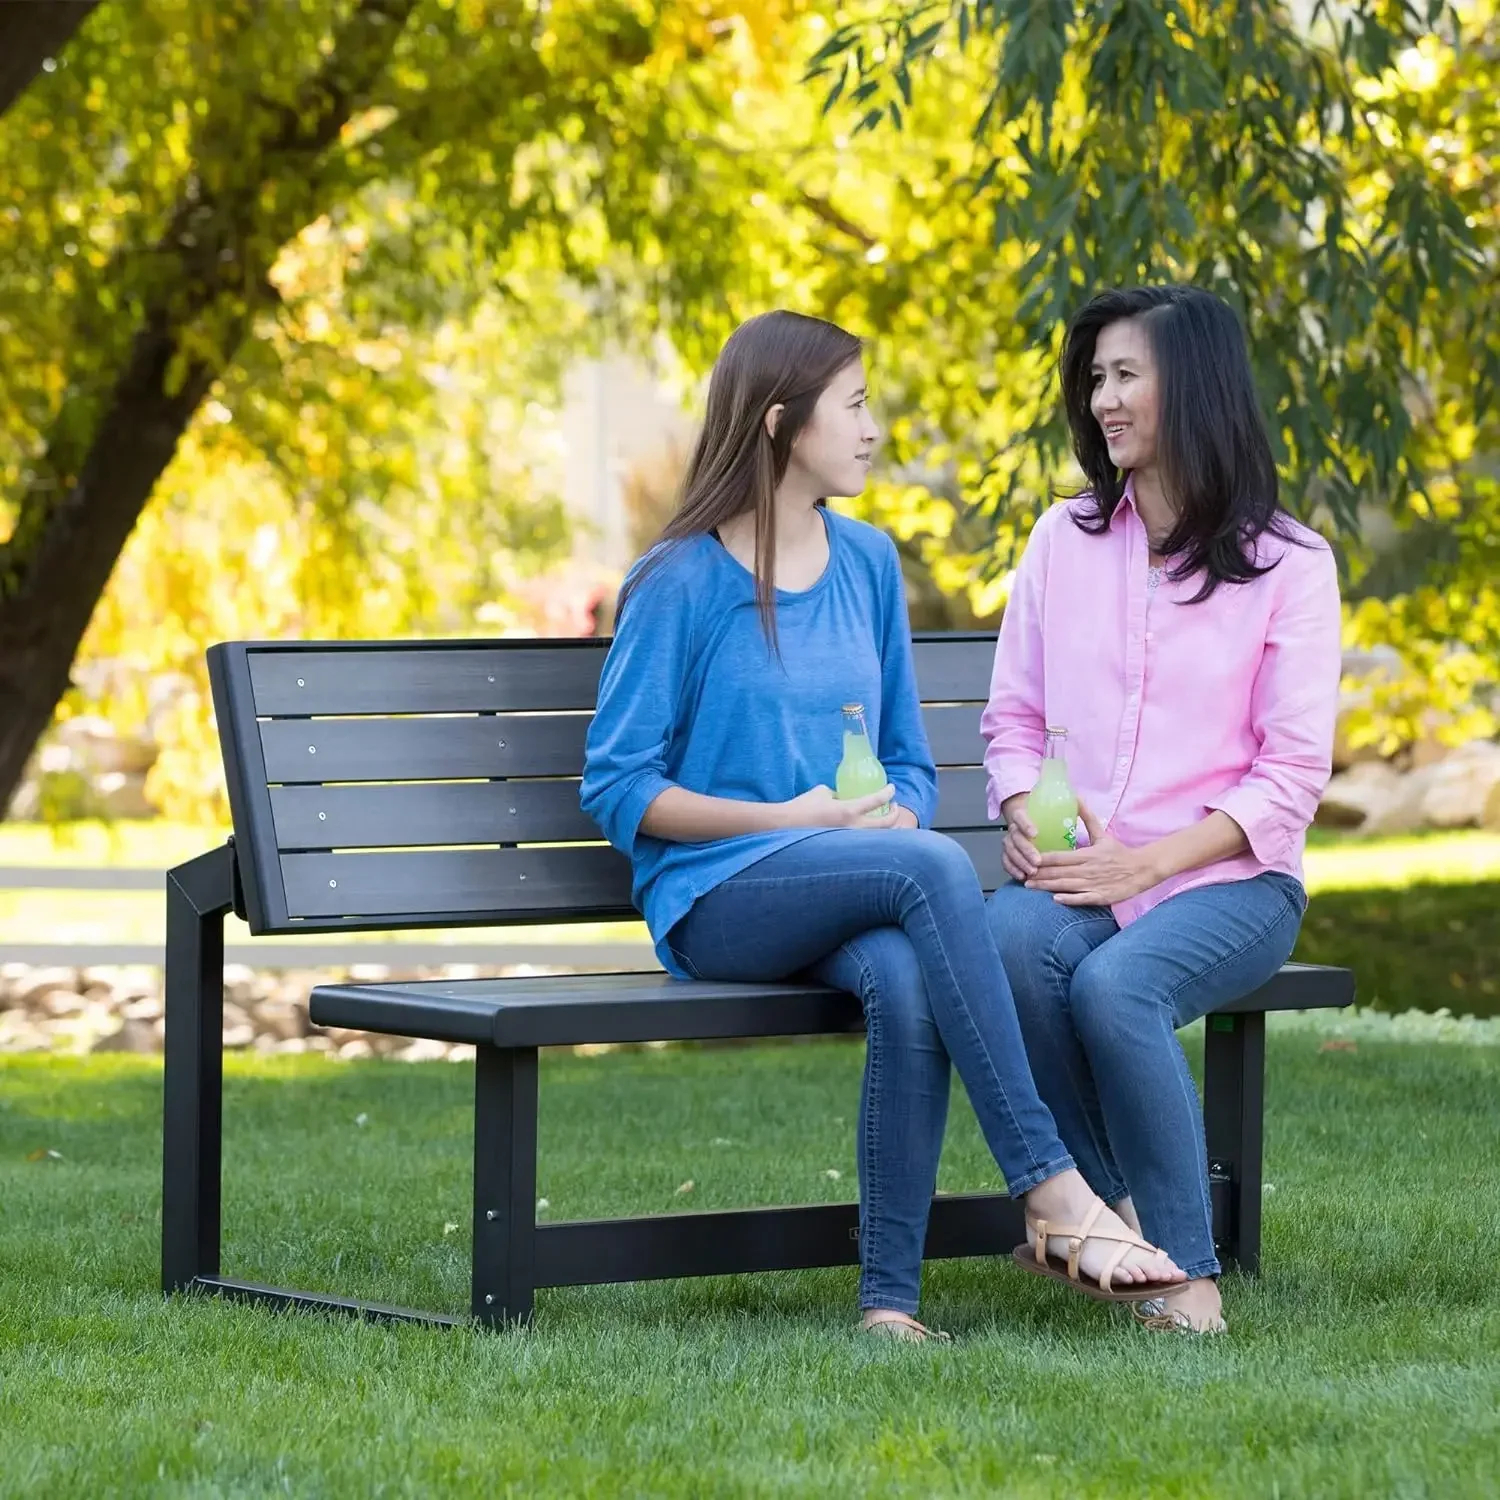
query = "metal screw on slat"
xmin=518 ymin=873 xmax=527 ymax=881
xmin=486 ymin=1210 xmax=497 ymax=1220
xmin=497 ymin=739 xmax=506 ymax=749
xmin=297 ymin=678 xmax=305 ymax=687
xmin=508 ymin=807 xmax=516 ymax=815
xmin=308 ymin=745 xmax=316 ymax=754
xmin=318 ymin=811 xmax=326 ymax=820
xmin=329 ymin=879 xmax=337 ymax=888
xmin=487 ymin=676 xmax=495 ymax=683
xmin=485 ymin=1295 xmax=494 ymax=1305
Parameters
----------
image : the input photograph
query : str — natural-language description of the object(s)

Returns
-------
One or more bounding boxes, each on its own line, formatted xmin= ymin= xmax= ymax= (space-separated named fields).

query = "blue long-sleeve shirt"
xmin=581 ymin=507 xmax=938 ymax=977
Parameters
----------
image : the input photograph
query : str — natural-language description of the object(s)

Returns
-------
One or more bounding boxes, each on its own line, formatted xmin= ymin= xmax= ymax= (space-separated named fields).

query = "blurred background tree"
xmin=1 ymin=0 xmax=1496 ymax=824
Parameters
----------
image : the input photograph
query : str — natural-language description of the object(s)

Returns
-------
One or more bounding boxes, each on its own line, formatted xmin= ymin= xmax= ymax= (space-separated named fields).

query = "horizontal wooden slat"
xmin=948 ymin=828 xmax=1008 ymax=892
xmin=923 ymin=704 xmax=986 ymax=767
xmin=912 ymin=635 xmax=995 ymax=701
xmin=260 ymin=714 xmax=590 ymax=784
xmin=269 ymin=780 xmax=599 ymax=850
xmin=932 ymin=767 xmax=991 ymax=829
xmin=283 ymin=830 xmax=1003 ymax=922
xmin=281 ymin=844 xmax=634 ymax=920
xmin=261 ymin=706 xmax=980 ymax=786
xmin=268 ymin=768 xmax=993 ymax=852
xmin=249 ymin=642 xmax=607 ymax=716
xmin=247 ymin=635 xmax=997 ymax=720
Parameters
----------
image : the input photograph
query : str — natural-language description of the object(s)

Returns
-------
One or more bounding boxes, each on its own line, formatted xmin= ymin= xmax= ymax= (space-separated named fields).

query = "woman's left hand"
xmin=1026 ymin=802 xmax=1159 ymax=907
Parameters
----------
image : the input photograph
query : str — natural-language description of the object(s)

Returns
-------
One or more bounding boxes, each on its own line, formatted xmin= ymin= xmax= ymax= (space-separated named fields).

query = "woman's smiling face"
xmin=1090 ymin=317 xmax=1160 ymax=473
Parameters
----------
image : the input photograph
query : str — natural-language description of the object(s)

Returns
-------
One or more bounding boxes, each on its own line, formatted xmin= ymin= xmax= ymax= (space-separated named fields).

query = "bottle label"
xmin=1062 ymin=816 xmax=1078 ymax=850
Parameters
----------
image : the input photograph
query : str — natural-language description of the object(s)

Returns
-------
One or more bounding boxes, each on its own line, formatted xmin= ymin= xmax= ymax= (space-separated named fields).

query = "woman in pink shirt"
xmin=983 ymin=285 xmax=1342 ymax=1334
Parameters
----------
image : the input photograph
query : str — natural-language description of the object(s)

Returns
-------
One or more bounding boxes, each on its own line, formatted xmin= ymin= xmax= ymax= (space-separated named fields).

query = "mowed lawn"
xmin=3 ymin=1024 xmax=1499 ymax=1497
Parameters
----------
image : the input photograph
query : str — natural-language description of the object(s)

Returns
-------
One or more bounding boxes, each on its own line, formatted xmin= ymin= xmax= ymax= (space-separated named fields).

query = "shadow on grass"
xmin=1297 ymin=879 xmax=1500 ymax=1018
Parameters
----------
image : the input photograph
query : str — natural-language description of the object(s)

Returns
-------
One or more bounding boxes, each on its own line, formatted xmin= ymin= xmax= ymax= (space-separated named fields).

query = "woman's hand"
xmin=1000 ymin=792 xmax=1041 ymax=883
xmin=782 ymin=784 xmax=901 ymax=829
xmin=1026 ymin=801 xmax=1160 ymax=906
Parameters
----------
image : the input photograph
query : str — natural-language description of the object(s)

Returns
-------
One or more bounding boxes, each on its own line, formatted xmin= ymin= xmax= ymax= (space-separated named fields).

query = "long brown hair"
xmin=617 ymin=310 xmax=863 ymax=643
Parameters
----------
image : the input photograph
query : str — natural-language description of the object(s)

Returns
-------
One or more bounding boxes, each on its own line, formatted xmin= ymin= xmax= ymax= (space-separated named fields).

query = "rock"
xmin=249 ymin=998 xmax=308 ymax=1041
xmin=9 ymin=969 xmax=78 ymax=1012
xmin=92 ymin=1018 xmax=160 ymax=1054
xmin=29 ymin=987 xmax=88 ymax=1020
xmin=121 ymin=995 xmax=163 ymax=1022
xmin=1419 ymin=741 xmax=1500 ymax=828
xmin=1483 ymin=779 xmax=1500 ymax=832
xmin=395 ymin=1037 xmax=452 ymax=1063
xmin=338 ymin=1039 xmax=375 ymax=1060
xmin=1316 ymin=762 xmax=1404 ymax=829
xmin=0 ymin=1011 xmax=49 ymax=1052
xmin=222 ymin=1001 xmax=255 ymax=1049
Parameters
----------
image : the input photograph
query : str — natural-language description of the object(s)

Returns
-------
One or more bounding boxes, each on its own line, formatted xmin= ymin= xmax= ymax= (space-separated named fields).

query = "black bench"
xmin=161 ymin=633 xmax=1354 ymax=1328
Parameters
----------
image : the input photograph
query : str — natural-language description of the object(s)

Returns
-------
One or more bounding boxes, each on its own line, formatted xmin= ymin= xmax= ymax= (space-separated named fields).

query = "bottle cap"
xmin=1045 ymin=725 xmax=1069 ymax=736
xmin=842 ymin=702 xmax=865 ymax=714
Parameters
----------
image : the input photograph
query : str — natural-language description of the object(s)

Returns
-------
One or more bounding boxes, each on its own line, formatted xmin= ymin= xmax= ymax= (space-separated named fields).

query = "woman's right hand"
xmin=782 ymin=784 xmax=897 ymax=829
xmin=1001 ymin=792 xmax=1041 ymax=882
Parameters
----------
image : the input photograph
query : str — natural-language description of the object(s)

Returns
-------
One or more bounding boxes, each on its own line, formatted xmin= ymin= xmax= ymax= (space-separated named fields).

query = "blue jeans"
xmin=985 ymin=872 xmax=1307 ymax=1281
xmin=668 ymin=829 xmax=1075 ymax=1315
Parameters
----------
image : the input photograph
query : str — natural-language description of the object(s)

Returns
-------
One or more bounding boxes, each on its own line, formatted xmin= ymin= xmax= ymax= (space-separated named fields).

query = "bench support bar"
xmin=1203 ymin=1010 xmax=1266 ymax=1275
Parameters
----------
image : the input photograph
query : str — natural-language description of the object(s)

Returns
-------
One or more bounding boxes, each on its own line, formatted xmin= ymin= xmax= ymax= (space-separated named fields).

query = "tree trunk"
xmin=0 ymin=1 xmax=100 ymax=119
xmin=0 ymin=0 xmax=419 ymax=816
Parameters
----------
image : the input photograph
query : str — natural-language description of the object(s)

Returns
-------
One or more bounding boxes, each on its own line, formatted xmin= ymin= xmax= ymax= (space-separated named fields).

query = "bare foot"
xmin=1024 ymin=1171 xmax=1187 ymax=1290
xmin=1139 ymin=1277 xmax=1225 ymax=1334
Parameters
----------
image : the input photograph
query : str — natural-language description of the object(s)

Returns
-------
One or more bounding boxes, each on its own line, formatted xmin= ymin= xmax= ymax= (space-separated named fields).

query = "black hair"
xmin=1060 ymin=284 xmax=1304 ymax=601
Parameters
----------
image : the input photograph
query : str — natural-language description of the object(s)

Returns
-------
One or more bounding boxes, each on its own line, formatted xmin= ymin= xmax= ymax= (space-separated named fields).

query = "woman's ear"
xmin=763 ymin=403 xmax=784 ymax=440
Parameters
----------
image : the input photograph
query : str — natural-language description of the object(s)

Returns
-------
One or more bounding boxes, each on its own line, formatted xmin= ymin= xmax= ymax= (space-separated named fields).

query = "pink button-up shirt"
xmin=981 ymin=484 xmax=1342 ymax=925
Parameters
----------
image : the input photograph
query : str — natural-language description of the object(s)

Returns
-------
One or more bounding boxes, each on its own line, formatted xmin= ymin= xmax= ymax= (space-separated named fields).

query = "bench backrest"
xmin=208 ymin=634 xmax=1004 ymax=936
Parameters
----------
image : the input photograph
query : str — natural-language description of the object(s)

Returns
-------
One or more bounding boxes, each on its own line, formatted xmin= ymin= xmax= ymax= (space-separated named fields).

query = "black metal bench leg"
xmin=1202 ymin=1010 xmax=1266 ymax=1275
xmin=161 ymin=845 xmax=235 ymax=1294
xmin=472 ymin=1044 xmax=539 ymax=1326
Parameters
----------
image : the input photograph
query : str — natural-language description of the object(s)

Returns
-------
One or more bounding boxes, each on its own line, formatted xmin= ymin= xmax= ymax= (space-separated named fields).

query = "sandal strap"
xmin=1026 ymin=1201 xmax=1169 ymax=1289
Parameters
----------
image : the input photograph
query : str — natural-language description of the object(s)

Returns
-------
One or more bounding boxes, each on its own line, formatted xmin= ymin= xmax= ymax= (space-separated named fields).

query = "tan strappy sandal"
xmin=1013 ymin=1197 xmax=1182 ymax=1303
xmin=861 ymin=1311 xmax=951 ymax=1343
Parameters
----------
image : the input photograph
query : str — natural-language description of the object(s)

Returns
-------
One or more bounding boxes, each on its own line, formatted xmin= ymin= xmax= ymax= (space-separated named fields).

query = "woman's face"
xmin=784 ymin=358 xmax=880 ymax=498
xmin=1090 ymin=317 xmax=1160 ymax=473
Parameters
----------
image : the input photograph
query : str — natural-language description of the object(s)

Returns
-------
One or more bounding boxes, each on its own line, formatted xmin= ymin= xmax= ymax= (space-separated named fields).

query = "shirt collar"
xmin=1108 ymin=473 xmax=1140 ymax=531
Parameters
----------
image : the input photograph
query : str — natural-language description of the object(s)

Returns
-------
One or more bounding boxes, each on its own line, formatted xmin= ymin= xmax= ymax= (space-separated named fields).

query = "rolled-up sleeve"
xmin=877 ymin=541 xmax=938 ymax=827
xmin=1207 ymin=542 xmax=1342 ymax=864
xmin=981 ymin=523 xmax=1050 ymax=821
xmin=580 ymin=561 xmax=692 ymax=856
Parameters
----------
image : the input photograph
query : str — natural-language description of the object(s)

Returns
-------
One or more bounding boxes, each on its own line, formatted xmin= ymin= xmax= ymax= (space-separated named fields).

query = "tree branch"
xmin=0 ymin=0 xmax=99 ymax=120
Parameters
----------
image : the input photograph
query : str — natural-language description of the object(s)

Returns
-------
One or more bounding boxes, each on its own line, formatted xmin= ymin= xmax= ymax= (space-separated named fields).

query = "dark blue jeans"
xmin=985 ymin=872 xmax=1307 ymax=1280
xmin=668 ymin=828 xmax=1074 ymax=1315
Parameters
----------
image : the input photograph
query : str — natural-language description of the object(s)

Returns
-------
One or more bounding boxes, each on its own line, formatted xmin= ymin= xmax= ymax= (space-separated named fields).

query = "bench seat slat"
xmin=309 ymin=962 xmax=1357 ymax=1049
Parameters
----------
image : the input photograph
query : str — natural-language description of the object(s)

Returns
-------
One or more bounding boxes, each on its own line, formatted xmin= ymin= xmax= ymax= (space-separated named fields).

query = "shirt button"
xmin=1145 ymin=631 xmax=1154 ymax=642
xmin=1117 ymin=754 xmax=1129 ymax=766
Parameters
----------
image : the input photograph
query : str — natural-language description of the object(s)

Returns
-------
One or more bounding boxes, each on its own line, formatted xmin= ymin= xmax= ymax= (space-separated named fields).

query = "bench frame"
xmin=162 ymin=840 xmax=1349 ymax=1330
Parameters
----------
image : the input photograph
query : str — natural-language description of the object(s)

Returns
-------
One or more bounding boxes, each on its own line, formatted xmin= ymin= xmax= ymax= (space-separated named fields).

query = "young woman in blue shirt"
xmin=581 ymin=311 xmax=1185 ymax=1338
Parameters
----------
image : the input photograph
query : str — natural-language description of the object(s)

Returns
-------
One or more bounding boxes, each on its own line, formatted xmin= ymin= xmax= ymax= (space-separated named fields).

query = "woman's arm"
xmin=582 ymin=553 xmax=898 ymax=850
xmin=1028 ymin=542 xmax=1342 ymax=904
xmin=981 ymin=517 xmax=1052 ymax=821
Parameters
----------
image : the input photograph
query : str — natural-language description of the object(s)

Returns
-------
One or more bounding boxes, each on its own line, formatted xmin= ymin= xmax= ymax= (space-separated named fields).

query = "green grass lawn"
xmin=3 ymin=1027 xmax=1498 ymax=1497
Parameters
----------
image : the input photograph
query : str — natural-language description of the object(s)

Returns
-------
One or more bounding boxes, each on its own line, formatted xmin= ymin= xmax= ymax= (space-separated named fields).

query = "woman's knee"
xmin=891 ymin=829 xmax=982 ymax=903
xmin=1069 ymin=946 xmax=1155 ymax=1044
